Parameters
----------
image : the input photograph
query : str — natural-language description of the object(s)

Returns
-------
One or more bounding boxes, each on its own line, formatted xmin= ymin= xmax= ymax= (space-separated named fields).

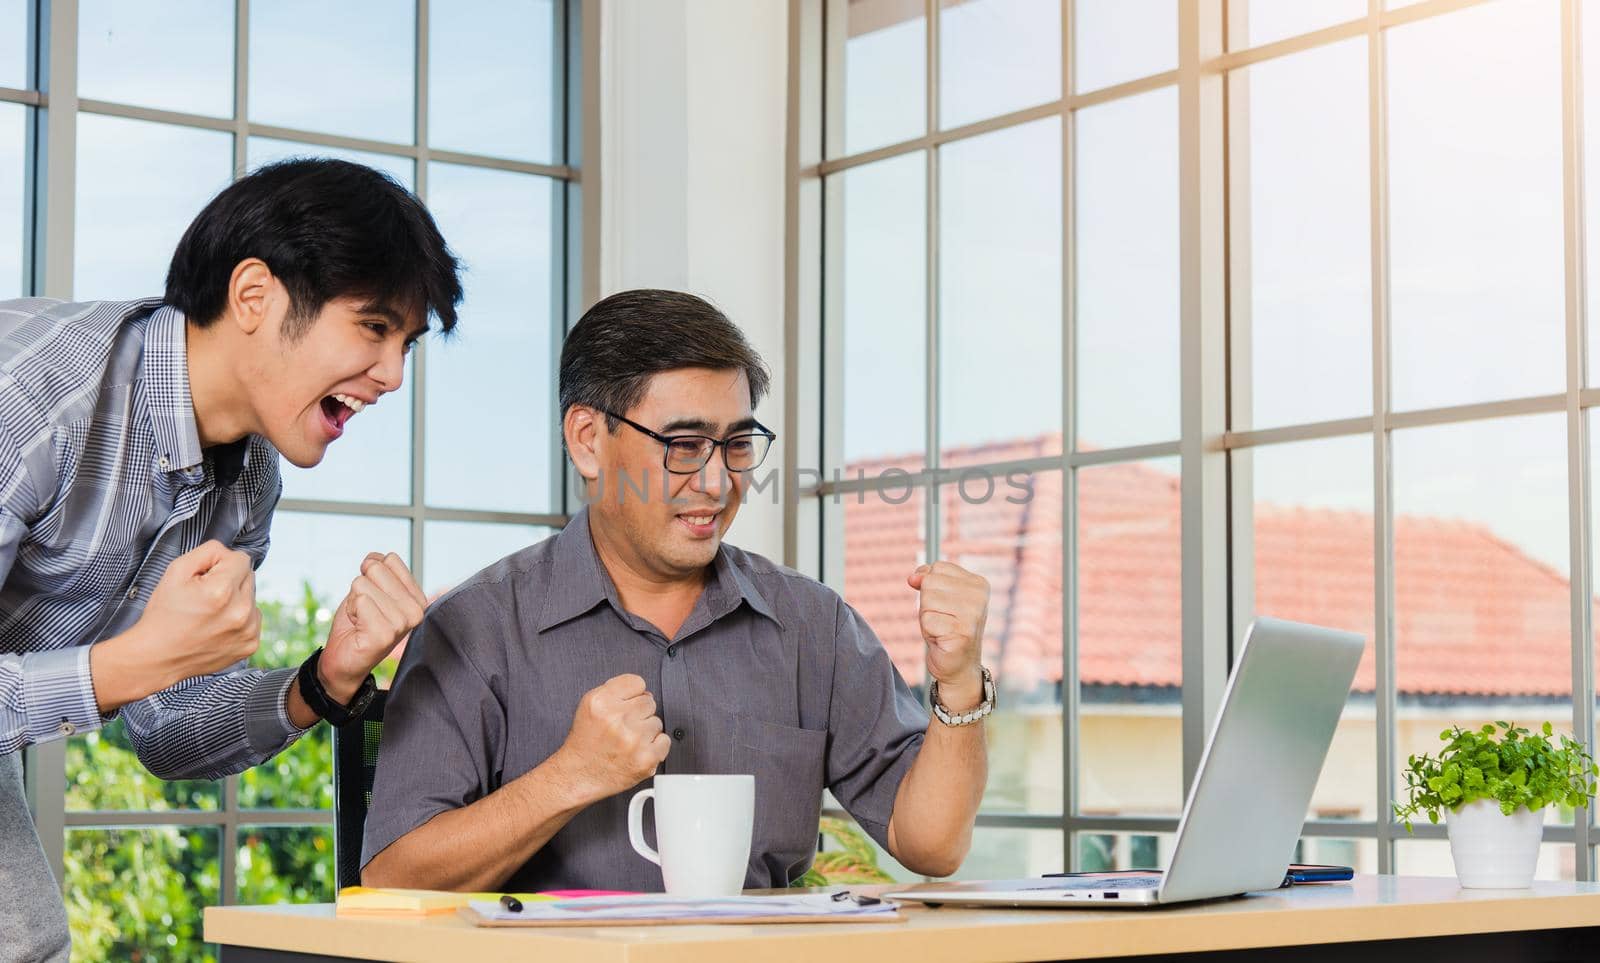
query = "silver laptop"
xmin=885 ymin=617 xmax=1364 ymax=909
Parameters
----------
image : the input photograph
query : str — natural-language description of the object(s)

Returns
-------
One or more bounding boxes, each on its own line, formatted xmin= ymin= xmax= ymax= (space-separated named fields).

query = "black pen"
xmin=499 ymin=894 xmax=523 ymax=913
xmin=832 ymin=890 xmax=882 ymax=907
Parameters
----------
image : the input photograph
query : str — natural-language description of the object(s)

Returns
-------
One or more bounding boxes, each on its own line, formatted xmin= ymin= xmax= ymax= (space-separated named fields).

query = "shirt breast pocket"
xmin=731 ymin=715 xmax=828 ymax=886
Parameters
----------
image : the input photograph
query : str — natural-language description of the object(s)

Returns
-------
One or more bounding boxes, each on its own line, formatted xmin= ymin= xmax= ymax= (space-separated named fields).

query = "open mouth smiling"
xmin=318 ymin=392 xmax=371 ymax=439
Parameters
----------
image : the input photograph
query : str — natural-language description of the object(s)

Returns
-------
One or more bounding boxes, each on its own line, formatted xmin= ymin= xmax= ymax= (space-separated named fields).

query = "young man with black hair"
xmin=0 ymin=158 xmax=462 ymax=960
xmin=363 ymin=289 xmax=991 ymax=894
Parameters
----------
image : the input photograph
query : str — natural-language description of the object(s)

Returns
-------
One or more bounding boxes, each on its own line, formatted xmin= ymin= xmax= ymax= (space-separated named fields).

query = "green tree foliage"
xmin=64 ymin=586 xmax=336 ymax=962
xmin=60 ymin=581 xmax=870 ymax=958
xmin=1394 ymin=721 xmax=1600 ymax=832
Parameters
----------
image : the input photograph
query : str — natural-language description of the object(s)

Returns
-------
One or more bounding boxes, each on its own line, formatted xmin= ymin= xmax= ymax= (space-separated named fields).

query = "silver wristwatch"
xmin=929 ymin=666 xmax=996 ymax=727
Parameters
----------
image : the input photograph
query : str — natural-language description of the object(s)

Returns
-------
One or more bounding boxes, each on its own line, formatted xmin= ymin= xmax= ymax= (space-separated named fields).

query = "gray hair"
xmin=558 ymin=289 xmax=771 ymax=432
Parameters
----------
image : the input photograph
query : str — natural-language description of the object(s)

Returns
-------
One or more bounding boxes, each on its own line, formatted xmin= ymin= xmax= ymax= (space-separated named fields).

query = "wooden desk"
xmin=205 ymin=875 xmax=1600 ymax=963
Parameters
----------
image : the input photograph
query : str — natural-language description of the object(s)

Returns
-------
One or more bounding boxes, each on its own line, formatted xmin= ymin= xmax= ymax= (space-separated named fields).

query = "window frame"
xmin=791 ymin=0 xmax=1600 ymax=882
xmin=9 ymin=0 xmax=593 ymax=906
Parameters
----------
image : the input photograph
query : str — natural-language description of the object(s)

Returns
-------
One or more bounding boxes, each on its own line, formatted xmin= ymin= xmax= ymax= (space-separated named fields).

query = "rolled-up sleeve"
xmin=360 ymin=596 xmax=508 ymax=872
xmin=823 ymin=599 xmax=929 ymax=851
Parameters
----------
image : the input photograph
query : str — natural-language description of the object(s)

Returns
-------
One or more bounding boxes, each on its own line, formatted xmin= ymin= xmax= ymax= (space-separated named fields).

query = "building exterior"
xmin=842 ymin=437 xmax=1585 ymax=880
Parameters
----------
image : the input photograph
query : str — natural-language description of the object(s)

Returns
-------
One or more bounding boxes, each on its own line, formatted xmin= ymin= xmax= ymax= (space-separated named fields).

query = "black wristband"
xmin=296 ymin=647 xmax=376 ymax=728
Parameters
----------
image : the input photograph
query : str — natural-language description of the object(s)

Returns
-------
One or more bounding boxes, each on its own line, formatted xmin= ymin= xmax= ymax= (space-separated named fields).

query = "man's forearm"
xmin=362 ymin=752 xmax=597 ymax=891
xmin=885 ymin=679 xmax=988 ymax=878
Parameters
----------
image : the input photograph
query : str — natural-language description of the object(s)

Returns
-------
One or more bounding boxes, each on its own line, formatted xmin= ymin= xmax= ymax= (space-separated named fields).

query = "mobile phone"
xmin=1283 ymin=863 xmax=1354 ymax=885
xmin=1041 ymin=864 xmax=1353 ymax=887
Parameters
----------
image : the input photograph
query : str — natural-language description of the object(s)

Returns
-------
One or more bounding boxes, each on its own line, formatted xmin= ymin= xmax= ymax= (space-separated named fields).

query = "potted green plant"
xmin=794 ymin=817 xmax=896 ymax=887
xmin=1393 ymin=721 xmax=1597 ymax=889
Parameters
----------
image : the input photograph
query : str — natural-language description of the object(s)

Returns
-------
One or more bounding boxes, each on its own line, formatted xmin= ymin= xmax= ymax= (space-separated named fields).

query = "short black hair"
xmin=559 ymin=289 xmax=771 ymax=431
xmin=165 ymin=158 xmax=462 ymax=339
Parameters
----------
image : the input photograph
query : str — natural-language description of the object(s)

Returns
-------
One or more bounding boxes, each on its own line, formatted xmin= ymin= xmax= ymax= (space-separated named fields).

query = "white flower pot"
xmin=1444 ymin=798 xmax=1545 ymax=889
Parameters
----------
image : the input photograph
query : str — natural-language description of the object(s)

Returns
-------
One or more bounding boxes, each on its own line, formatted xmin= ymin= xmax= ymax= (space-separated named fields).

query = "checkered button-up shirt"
xmin=0 ymin=297 xmax=306 ymax=779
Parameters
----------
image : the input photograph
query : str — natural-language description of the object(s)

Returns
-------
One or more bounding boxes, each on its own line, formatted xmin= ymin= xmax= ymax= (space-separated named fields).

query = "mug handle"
xmin=628 ymin=788 xmax=660 ymax=866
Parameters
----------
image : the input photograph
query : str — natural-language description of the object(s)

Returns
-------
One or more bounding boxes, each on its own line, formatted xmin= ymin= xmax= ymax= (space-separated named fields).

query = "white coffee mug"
xmin=627 ymin=773 xmax=754 ymax=898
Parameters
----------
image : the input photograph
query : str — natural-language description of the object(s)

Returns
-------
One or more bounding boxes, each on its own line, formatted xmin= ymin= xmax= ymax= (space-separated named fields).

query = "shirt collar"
xmin=535 ymin=508 xmax=783 ymax=633
xmin=709 ymin=544 xmax=782 ymax=627
xmin=142 ymin=304 xmax=253 ymax=489
xmin=536 ymin=508 xmax=620 ymax=632
xmin=142 ymin=304 xmax=205 ymax=478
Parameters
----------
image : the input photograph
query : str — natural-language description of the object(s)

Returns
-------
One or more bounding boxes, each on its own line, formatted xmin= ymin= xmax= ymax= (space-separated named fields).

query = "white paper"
xmin=469 ymin=892 xmax=897 ymax=923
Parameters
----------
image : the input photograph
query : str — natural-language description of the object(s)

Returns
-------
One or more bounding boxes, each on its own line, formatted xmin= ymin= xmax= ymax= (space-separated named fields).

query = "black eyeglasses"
xmin=604 ymin=411 xmax=777 ymax=474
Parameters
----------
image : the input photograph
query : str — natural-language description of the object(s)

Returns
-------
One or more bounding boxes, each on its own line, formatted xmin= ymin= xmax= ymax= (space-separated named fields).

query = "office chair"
xmin=332 ymin=687 xmax=388 ymax=890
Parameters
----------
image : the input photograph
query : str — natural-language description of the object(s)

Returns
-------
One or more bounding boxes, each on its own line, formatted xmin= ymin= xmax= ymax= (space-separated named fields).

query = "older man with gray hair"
xmin=362 ymin=289 xmax=993 ymax=892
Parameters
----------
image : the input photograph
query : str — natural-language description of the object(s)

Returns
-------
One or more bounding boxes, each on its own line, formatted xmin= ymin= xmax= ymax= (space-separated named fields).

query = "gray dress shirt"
xmin=0 ymin=298 xmax=301 ymax=777
xmin=362 ymin=508 xmax=929 ymax=891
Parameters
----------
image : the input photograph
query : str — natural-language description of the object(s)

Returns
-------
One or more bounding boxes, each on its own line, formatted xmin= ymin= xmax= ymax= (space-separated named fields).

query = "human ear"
xmin=225 ymin=259 xmax=277 ymax=336
xmin=564 ymin=406 xmax=603 ymax=481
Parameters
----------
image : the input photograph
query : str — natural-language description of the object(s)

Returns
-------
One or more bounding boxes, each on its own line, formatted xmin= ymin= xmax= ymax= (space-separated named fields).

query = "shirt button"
xmin=158 ymin=456 xmax=170 ymax=469
xmin=666 ymin=646 xmax=678 ymax=659
xmin=672 ymin=727 xmax=685 ymax=742
xmin=57 ymin=721 xmax=75 ymax=736
xmin=126 ymin=586 xmax=138 ymax=600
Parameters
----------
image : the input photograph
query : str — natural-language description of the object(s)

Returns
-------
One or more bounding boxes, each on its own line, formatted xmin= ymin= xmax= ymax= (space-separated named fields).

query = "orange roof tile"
xmin=844 ymin=438 xmax=1592 ymax=699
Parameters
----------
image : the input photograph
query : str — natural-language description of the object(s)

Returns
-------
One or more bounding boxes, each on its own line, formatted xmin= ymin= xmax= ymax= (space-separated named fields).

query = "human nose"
xmin=690 ymin=449 xmax=734 ymax=499
xmin=370 ymin=339 xmax=406 ymax=392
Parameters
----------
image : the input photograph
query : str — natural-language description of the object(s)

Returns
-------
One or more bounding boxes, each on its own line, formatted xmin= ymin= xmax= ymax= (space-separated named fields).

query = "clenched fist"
xmin=907 ymin=560 xmax=990 ymax=710
xmin=553 ymin=674 xmax=671 ymax=804
xmin=319 ymin=553 xmax=429 ymax=703
xmin=91 ymin=540 xmax=262 ymax=712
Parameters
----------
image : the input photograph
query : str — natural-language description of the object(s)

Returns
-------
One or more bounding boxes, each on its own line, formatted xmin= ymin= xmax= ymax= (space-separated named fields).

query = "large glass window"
xmin=423 ymin=521 xmax=552 ymax=595
xmin=1386 ymin=0 xmax=1562 ymax=412
xmin=806 ymin=0 xmax=1600 ymax=884
xmin=424 ymin=162 xmax=561 ymax=514
xmin=1073 ymin=0 xmax=1176 ymax=93
xmin=1584 ymin=0 xmax=1600 ymax=386
xmin=1393 ymin=414 xmax=1574 ymax=835
xmin=10 ymin=3 xmax=583 ymax=957
xmin=1074 ymin=87 xmax=1179 ymax=450
xmin=0 ymin=0 xmax=26 ymax=89
xmin=0 ymin=102 xmax=23 ymax=299
xmin=248 ymin=0 xmax=415 ymax=145
xmin=825 ymin=0 xmax=926 ymax=158
xmin=939 ymin=0 xmax=1060 ymax=129
xmin=1237 ymin=38 xmax=1370 ymax=430
xmin=1246 ymin=435 xmax=1376 ymax=819
xmin=429 ymin=0 xmax=560 ymax=164
xmin=829 ymin=151 xmax=926 ymax=469
xmin=940 ymin=118 xmax=1061 ymax=455
xmin=78 ymin=0 xmax=234 ymax=118
xmin=1237 ymin=1 xmax=1366 ymax=49
xmin=1078 ymin=458 xmax=1182 ymax=817
xmin=941 ymin=468 xmax=1064 ymax=814
xmin=73 ymin=115 xmax=233 ymax=299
